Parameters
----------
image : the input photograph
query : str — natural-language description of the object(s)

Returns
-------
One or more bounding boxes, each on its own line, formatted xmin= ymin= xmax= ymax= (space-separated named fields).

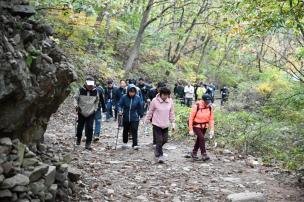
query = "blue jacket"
xmin=118 ymin=84 xmax=144 ymax=122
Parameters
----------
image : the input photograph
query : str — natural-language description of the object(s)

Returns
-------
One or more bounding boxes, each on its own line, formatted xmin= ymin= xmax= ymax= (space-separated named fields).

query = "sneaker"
xmin=85 ymin=144 xmax=92 ymax=150
xmin=133 ymin=146 xmax=140 ymax=150
xmin=158 ymin=156 xmax=165 ymax=163
xmin=202 ymin=154 xmax=210 ymax=161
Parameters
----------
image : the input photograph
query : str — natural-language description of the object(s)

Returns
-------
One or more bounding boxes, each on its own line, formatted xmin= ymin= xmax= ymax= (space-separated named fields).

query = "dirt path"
xmin=44 ymin=97 xmax=303 ymax=202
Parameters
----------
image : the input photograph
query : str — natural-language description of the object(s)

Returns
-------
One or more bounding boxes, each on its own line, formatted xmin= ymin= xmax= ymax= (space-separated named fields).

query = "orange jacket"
xmin=188 ymin=101 xmax=214 ymax=131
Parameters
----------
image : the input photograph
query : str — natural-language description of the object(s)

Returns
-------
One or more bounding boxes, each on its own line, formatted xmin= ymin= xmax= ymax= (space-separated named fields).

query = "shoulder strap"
xmin=193 ymin=103 xmax=200 ymax=119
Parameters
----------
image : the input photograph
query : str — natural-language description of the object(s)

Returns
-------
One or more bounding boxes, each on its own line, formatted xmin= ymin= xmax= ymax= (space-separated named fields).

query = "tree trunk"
xmin=124 ymin=0 xmax=154 ymax=70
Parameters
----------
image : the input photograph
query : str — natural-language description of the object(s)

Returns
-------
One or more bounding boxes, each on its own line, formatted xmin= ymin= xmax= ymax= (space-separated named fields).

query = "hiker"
xmin=137 ymin=78 xmax=151 ymax=113
xmin=220 ymin=85 xmax=229 ymax=106
xmin=104 ymin=80 xmax=118 ymax=121
xmin=205 ymin=84 xmax=214 ymax=103
xmin=145 ymin=87 xmax=175 ymax=163
xmin=147 ymin=82 xmax=166 ymax=145
xmin=74 ymin=77 xmax=99 ymax=150
xmin=148 ymin=82 xmax=166 ymax=101
xmin=118 ymin=84 xmax=144 ymax=150
xmin=195 ymin=82 xmax=207 ymax=101
xmin=174 ymin=82 xmax=185 ymax=104
xmin=188 ymin=94 xmax=214 ymax=161
xmin=129 ymin=79 xmax=144 ymax=104
xmin=94 ymin=81 xmax=106 ymax=141
xmin=184 ymin=83 xmax=195 ymax=107
xmin=115 ymin=80 xmax=127 ymax=102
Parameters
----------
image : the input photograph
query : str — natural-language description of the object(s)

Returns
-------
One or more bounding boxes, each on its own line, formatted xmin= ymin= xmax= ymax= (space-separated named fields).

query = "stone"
xmin=41 ymin=54 xmax=53 ymax=64
xmin=227 ymin=192 xmax=266 ymax=202
xmin=0 ymin=145 xmax=11 ymax=155
xmin=68 ymin=166 xmax=81 ymax=182
xmin=11 ymin=5 xmax=36 ymax=17
xmin=57 ymin=164 xmax=69 ymax=173
xmin=13 ymin=34 xmax=21 ymax=44
xmin=45 ymin=192 xmax=54 ymax=202
xmin=0 ymin=137 xmax=12 ymax=146
xmin=29 ymin=179 xmax=45 ymax=195
xmin=0 ymin=166 xmax=3 ymax=174
xmin=48 ymin=184 xmax=57 ymax=196
xmin=24 ymin=151 xmax=35 ymax=158
xmin=0 ymin=174 xmax=4 ymax=183
xmin=16 ymin=199 xmax=30 ymax=202
xmin=42 ymin=24 xmax=54 ymax=36
xmin=12 ymin=185 xmax=29 ymax=192
xmin=37 ymin=143 xmax=47 ymax=153
xmin=222 ymin=177 xmax=242 ymax=183
xmin=55 ymin=172 xmax=67 ymax=183
xmin=44 ymin=166 xmax=56 ymax=187
xmin=29 ymin=164 xmax=49 ymax=182
xmin=22 ymin=158 xmax=39 ymax=167
xmin=2 ymin=161 xmax=14 ymax=176
xmin=0 ymin=189 xmax=12 ymax=198
xmin=136 ymin=195 xmax=148 ymax=201
xmin=1 ymin=174 xmax=29 ymax=189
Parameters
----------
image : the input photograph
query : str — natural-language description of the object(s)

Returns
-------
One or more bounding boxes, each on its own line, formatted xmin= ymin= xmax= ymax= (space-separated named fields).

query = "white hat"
xmin=86 ymin=80 xmax=95 ymax=86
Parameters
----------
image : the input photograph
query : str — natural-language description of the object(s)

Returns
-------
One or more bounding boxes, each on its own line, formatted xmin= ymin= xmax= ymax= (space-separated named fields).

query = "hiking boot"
xmin=202 ymin=154 xmax=210 ymax=161
xmin=133 ymin=145 xmax=140 ymax=150
xmin=85 ymin=144 xmax=92 ymax=150
xmin=158 ymin=156 xmax=165 ymax=163
xmin=191 ymin=153 xmax=199 ymax=160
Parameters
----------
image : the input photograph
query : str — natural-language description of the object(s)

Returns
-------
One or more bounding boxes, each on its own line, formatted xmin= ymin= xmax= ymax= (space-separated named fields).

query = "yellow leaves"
xmin=256 ymin=82 xmax=273 ymax=95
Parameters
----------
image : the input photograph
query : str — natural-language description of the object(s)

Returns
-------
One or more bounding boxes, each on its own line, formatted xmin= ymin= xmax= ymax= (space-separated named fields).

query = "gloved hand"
xmin=189 ymin=131 xmax=194 ymax=136
xmin=209 ymin=130 xmax=215 ymax=139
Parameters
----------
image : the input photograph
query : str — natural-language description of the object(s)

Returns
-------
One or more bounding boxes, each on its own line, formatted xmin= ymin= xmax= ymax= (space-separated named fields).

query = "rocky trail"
xmin=44 ymin=97 xmax=303 ymax=202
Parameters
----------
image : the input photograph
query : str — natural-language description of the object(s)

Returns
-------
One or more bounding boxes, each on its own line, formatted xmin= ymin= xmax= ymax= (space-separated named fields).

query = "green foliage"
xmin=171 ymin=102 xmax=192 ymax=140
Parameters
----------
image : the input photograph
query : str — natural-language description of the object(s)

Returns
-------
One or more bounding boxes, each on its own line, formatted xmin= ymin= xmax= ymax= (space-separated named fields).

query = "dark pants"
xmin=153 ymin=125 xmax=168 ymax=157
xmin=123 ymin=121 xmax=139 ymax=147
xmin=192 ymin=127 xmax=207 ymax=155
xmin=77 ymin=112 xmax=95 ymax=145
xmin=185 ymin=98 xmax=193 ymax=107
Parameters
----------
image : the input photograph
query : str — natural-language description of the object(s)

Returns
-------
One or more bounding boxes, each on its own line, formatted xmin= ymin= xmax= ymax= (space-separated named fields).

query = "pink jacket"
xmin=145 ymin=94 xmax=175 ymax=129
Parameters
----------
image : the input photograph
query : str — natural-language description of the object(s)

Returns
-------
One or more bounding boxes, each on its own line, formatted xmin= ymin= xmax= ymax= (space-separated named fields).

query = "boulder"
xmin=0 ymin=5 xmax=76 ymax=144
xmin=68 ymin=166 xmax=81 ymax=182
xmin=0 ymin=174 xmax=30 ymax=189
xmin=44 ymin=166 xmax=56 ymax=187
xmin=0 ymin=189 xmax=12 ymax=198
xmin=227 ymin=192 xmax=266 ymax=202
xmin=11 ymin=5 xmax=36 ymax=17
xmin=29 ymin=179 xmax=45 ymax=195
xmin=22 ymin=157 xmax=39 ymax=167
xmin=29 ymin=164 xmax=49 ymax=182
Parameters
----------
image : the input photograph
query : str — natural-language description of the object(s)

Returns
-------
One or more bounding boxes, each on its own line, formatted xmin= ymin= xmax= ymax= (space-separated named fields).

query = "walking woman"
xmin=145 ymin=87 xmax=176 ymax=163
xmin=118 ymin=84 xmax=143 ymax=150
xmin=188 ymin=94 xmax=214 ymax=161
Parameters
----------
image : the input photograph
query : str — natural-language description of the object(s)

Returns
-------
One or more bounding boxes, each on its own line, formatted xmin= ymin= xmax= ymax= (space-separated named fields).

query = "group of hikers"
xmin=74 ymin=76 xmax=229 ymax=163
xmin=174 ymin=82 xmax=229 ymax=107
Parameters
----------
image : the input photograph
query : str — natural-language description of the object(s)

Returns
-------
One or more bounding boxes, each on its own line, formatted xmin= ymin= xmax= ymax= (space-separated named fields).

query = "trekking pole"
xmin=144 ymin=100 xmax=151 ymax=135
xmin=74 ymin=117 xmax=78 ymax=150
xmin=115 ymin=114 xmax=123 ymax=150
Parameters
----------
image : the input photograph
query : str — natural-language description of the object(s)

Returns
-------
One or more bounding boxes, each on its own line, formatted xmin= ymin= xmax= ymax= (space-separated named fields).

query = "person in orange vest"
xmin=188 ymin=94 xmax=214 ymax=161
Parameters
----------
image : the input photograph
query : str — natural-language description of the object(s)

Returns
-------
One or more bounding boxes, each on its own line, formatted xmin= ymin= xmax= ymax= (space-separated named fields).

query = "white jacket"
xmin=184 ymin=85 xmax=194 ymax=99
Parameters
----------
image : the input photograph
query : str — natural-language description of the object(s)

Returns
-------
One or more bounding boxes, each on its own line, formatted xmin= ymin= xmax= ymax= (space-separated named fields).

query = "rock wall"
xmin=0 ymin=137 xmax=81 ymax=202
xmin=0 ymin=0 xmax=77 ymax=143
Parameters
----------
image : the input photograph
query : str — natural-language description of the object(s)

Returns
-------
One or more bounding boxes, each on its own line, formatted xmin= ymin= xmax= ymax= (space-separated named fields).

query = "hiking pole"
xmin=115 ymin=114 xmax=123 ymax=150
xmin=74 ymin=117 xmax=78 ymax=151
xmin=144 ymin=100 xmax=151 ymax=135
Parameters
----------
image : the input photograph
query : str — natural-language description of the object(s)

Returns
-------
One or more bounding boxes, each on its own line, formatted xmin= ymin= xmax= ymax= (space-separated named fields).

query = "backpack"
xmin=188 ymin=103 xmax=212 ymax=127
